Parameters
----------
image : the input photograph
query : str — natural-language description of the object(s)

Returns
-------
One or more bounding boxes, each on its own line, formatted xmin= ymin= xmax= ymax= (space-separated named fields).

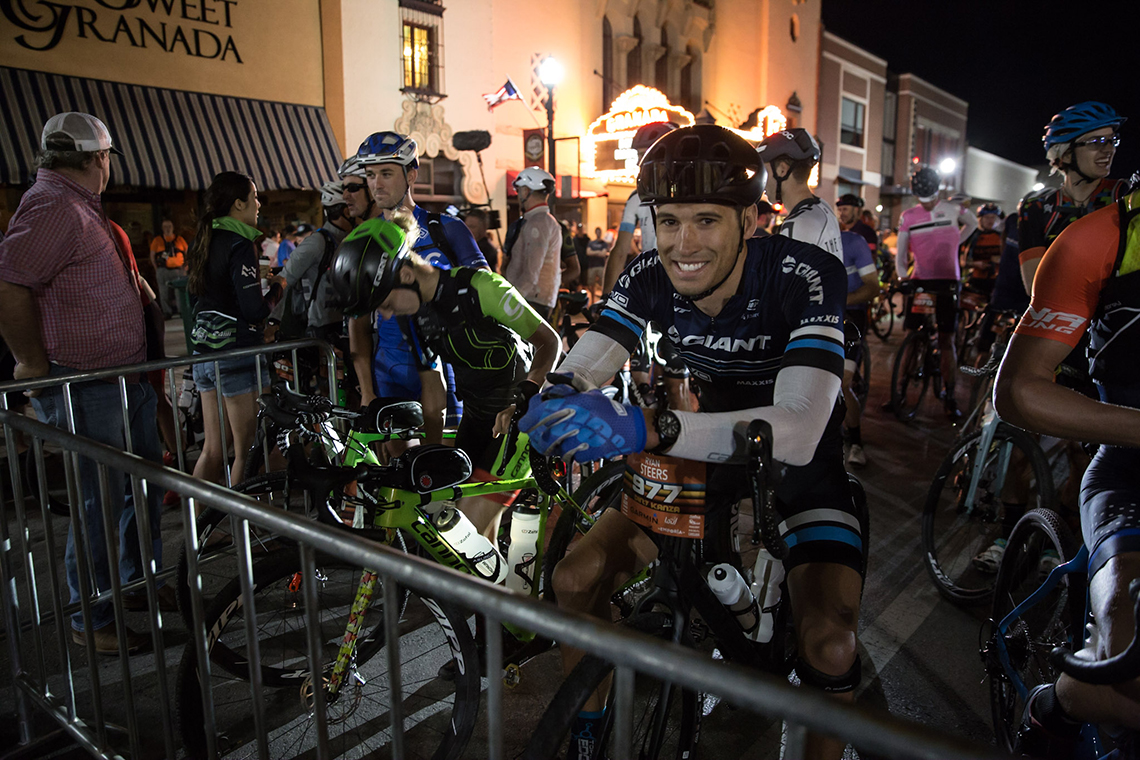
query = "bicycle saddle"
xmin=359 ymin=397 xmax=423 ymax=435
xmin=557 ymin=289 xmax=590 ymax=314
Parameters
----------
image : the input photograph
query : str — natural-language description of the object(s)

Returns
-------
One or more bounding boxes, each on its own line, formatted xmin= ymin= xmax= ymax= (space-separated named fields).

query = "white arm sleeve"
xmin=666 ymin=365 xmax=841 ymax=467
xmin=895 ymin=227 xmax=909 ymax=276
xmin=958 ymin=206 xmax=979 ymax=244
xmin=551 ymin=330 xmax=632 ymax=390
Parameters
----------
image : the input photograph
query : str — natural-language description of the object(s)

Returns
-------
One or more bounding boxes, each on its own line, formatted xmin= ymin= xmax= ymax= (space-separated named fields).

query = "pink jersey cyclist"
xmin=895 ymin=199 xmax=977 ymax=280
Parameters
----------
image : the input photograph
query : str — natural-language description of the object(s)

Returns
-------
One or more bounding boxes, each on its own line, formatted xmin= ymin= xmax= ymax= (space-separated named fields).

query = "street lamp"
xmin=939 ymin=157 xmax=957 ymax=175
xmin=538 ymin=56 xmax=564 ymax=184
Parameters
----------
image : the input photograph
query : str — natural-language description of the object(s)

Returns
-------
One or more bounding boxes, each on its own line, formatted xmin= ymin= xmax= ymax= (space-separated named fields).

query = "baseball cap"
xmin=40 ymin=112 xmax=122 ymax=155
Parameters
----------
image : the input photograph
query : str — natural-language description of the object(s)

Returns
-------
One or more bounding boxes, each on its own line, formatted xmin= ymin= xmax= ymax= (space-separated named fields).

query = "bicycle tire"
xmin=543 ymin=460 xmax=632 ymax=611
xmin=988 ymin=508 xmax=1081 ymax=753
xmin=922 ymin=425 xmax=1056 ymax=606
xmin=870 ymin=295 xmax=894 ymax=341
xmin=891 ymin=331 xmax=930 ymax=421
xmin=177 ymin=548 xmax=479 ymax=760
xmin=521 ymin=612 xmax=701 ymax=760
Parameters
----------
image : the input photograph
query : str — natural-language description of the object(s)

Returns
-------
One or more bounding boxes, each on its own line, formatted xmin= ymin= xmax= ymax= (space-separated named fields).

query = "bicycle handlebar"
xmin=1049 ymin=579 xmax=1140 ymax=685
xmin=745 ymin=420 xmax=787 ymax=560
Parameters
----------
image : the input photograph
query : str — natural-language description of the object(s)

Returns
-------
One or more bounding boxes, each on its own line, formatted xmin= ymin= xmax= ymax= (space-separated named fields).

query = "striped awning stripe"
xmin=0 ymin=66 xmax=342 ymax=191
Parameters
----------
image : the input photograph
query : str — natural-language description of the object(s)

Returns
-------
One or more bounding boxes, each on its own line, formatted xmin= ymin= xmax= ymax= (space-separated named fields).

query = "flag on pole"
xmin=482 ymin=78 xmax=522 ymax=111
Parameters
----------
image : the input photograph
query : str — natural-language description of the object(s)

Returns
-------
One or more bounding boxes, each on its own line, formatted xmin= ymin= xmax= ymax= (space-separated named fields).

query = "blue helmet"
xmin=1043 ymin=102 xmax=1126 ymax=149
xmin=356 ymin=131 xmax=419 ymax=169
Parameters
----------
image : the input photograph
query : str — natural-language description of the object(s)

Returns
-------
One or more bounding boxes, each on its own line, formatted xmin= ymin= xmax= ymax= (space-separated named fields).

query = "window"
xmin=680 ymin=46 xmax=695 ymax=112
xmin=789 ymin=13 xmax=799 ymax=42
xmin=413 ymin=156 xmax=463 ymax=203
xmin=881 ymin=91 xmax=897 ymax=186
xmin=627 ymin=17 xmax=642 ymax=86
xmin=841 ymin=97 xmax=865 ymax=148
xmin=400 ymin=3 xmax=445 ymax=96
xmin=655 ymin=27 xmax=670 ymax=95
xmin=602 ymin=17 xmax=613 ymax=110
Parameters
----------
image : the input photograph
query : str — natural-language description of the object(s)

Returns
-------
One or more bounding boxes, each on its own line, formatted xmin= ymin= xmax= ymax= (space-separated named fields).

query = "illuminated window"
xmin=841 ymin=97 xmax=865 ymax=148
xmin=399 ymin=2 xmax=444 ymax=97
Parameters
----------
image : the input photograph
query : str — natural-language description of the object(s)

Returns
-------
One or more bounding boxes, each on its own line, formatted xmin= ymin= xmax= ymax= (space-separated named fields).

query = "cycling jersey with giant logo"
xmin=1014 ymin=197 xmax=1140 ymax=578
xmin=1016 ymin=179 xmax=1127 ymax=265
xmin=372 ymin=205 xmax=488 ymax=401
xmin=619 ymin=190 xmax=656 ymax=252
xmin=592 ymin=235 xmax=860 ymax=573
xmin=778 ymin=197 xmax=843 ymax=261
xmin=896 ymin=200 xmax=970 ymax=280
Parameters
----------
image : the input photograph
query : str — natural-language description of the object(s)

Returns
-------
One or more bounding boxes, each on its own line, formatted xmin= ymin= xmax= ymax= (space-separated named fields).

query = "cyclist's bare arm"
xmin=894 ymin=228 xmax=911 ymax=279
xmin=418 ymin=367 xmax=446 ymax=445
xmin=603 ymin=229 xmax=634 ymax=295
xmin=348 ymin=315 xmax=376 ymax=406
xmin=847 ymin=272 xmax=879 ymax=306
xmin=995 ymin=333 xmax=1140 ymax=447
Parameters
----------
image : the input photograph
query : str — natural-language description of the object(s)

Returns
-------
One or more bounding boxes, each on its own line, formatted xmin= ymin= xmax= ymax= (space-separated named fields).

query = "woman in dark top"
xmin=186 ymin=171 xmax=271 ymax=485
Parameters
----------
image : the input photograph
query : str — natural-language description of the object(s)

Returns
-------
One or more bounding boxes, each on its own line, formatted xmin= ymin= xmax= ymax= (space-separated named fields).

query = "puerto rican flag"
xmin=482 ymin=78 xmax=522 ymax=111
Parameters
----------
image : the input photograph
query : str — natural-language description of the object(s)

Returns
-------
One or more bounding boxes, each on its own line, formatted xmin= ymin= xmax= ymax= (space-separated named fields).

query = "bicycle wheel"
xmin=870 ymin=295 xmax=894 ymax=341
xmin=176 ymin=471 xmax=298 ymax=629
xmin=923 ymin=425 xmax=1056 ymax=606
xmin=890 ymin=331 xmax=930 ymax=421
xmin=522 ymin=612 xmax=701 ymax=760
xmin=988 ymin=509 xmax=1081 ymax=753
xmin=543 ymin=460 xmax=640 ymax=613
xmin=177 ymin=548 xmax=479 ymax=760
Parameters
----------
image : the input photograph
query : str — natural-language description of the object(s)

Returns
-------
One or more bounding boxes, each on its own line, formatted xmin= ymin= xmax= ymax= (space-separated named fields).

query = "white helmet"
xmin=514 ymin=166 xmax=556 ymax=193
xmin=320 ymin=180 xmax=346 ymax=207
xmin=338 ymin=155 xmax=367 ymax=180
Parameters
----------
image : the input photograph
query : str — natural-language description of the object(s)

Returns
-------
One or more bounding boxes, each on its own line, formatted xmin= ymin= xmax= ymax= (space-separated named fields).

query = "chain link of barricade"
xmin=1 ymin=341 xmax=1000 ymax=760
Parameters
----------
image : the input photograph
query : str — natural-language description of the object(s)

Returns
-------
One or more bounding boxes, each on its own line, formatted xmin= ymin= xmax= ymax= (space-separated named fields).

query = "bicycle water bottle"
xmin=749 ymin=548 xmax=785 ymax=644
xmin=433 ymin=506 xmax=509 ymax=585
xmin=707 ymin=563 xmax=759 ymax=639
xmin=505 ymin=507 xmax=541 ymax=594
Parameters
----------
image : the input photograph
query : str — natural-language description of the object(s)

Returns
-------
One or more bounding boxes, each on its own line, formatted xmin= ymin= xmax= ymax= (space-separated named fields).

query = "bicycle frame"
xmin=959 ymin=410 xmax=1013 ymax=517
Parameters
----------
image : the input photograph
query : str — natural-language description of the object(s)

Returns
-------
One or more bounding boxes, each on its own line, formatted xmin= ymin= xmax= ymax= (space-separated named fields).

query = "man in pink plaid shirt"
xmin=0 ymin=112 xmax=169 ymax=655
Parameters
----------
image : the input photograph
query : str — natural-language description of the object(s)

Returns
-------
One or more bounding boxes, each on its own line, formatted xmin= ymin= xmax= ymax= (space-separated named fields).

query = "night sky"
xmin=820 ymin=0 xmax=1140 ymax=178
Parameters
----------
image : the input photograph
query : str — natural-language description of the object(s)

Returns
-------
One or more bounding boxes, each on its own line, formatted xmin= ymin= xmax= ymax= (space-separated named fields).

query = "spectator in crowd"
xmin=558 ymin=218 xmax=583 ymax=289
xmin=185 ymin=171 xmax=272 ymax=487
xmin=261 ymin=228 xmax=280 ymax=264
xmin=585 ymin=226 xmax=611 ymax=298
xmin=0 ymin=112 xmax=169 ymax=653
xmin=463 ymin=207 xmax=500 ymax=273
xmin=149 ymin=218 xmax=188 ymax=318
xmin=275 ymin=223 xmax=297 ymax=266
xmin=836 ymin=194 xmax=879 ymax=254
xmin=502 ymin=167 xmax=564 ymax=320
xmin=753 ymin=199 xmax=774 ymax=238
xmin=294 ymin=223 xmax=315 ymax=245
xmin=573 ymin=221 xmax=590 ymax=280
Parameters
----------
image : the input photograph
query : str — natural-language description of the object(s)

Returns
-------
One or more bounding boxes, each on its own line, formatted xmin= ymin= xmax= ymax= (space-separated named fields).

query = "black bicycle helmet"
xmin=636 ymin=124 xmax=764 ymax=208
xmin=911 ymin=167 xmax=941 ymax=201
xmin=631 ymin=121 xmax=679 ymax=153
xmin=977 ymin=203 xmax=1002 ymax=217
xmin=756 ymin=128 xmax=822 ymax=164
xmin=836 ymin=193 xmax=864 ymax=208
xmin=329 ymin=218 xmax=410 ymax=316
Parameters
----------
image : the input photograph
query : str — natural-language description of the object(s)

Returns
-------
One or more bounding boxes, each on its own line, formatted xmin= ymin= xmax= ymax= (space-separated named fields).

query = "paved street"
xmin=0 ymin=319 xmax=1003 ymax=759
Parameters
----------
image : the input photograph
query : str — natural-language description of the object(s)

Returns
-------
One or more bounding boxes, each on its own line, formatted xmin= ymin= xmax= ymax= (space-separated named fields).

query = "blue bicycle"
xmin=982 ymin=507 xmax=1140 ymax=756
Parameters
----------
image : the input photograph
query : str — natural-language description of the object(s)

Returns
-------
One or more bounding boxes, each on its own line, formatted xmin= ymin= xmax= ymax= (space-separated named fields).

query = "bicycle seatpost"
xmin=1050 ymin=578 xmax=1140 ymax=685
xmin=745 ymin=420 xmax=787 ymax=560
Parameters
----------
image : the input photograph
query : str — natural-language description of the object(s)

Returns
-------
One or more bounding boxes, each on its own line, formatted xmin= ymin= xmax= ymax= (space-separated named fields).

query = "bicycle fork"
xmin=963 ymin=415 xmax=1011 ymax=517
xmin=325 ymin=569 xmax=380 ymax=698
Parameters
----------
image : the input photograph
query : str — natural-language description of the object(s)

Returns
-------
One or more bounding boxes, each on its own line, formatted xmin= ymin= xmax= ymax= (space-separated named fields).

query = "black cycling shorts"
xmin=631 ymin=443 xmax=864 ymax=577
xmin=902 ymin=279 xmax=959 ymax=334
xmin=1081 ymin=445 xmax=1140 ymax=579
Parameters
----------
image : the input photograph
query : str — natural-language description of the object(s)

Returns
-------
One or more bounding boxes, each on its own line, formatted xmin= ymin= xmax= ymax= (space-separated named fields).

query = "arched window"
xmin=627 ymin=16 xmax=642 ymax=86
xmin=602 ymin=16 xmax=613 ymax=110
xmin=680 ymin=45 xmax=699 ymax=113
xmin=655 ymin=27 xmax=670 ymax=95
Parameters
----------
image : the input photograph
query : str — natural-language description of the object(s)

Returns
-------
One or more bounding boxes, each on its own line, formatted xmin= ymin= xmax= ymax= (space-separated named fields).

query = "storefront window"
xmin=841 ymin=97 xmax=865 ymax=148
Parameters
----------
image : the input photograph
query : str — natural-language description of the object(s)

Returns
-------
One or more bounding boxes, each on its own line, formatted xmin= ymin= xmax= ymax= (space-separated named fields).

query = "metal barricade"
xmin=0 ymin=340 xmax=337 ymax=759
xmin=1 ymin=381 xmax=1000 ymax=759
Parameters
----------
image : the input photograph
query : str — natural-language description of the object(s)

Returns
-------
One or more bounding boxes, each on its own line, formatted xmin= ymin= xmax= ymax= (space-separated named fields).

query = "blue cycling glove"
xmin=520 ymin=387 xmax=647 ymax=462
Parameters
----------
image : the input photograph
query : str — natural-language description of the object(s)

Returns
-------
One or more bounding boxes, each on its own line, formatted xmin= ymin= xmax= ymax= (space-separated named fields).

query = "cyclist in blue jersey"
xmin=344 ymin=132 xmax=487 ymax=441
xmin=522 ymin=125 xmax=864 ymax=760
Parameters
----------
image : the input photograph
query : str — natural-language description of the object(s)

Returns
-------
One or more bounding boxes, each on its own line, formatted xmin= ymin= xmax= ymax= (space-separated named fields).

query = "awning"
xmin=0 ymin=66 xmax=342 ymax=191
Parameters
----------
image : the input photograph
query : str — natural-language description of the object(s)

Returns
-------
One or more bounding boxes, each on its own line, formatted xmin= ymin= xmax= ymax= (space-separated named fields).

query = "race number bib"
xmin=910 ymin=292 xmax=936 ymax=315
xmin=620 ymin=452 xmax=708 ymax=538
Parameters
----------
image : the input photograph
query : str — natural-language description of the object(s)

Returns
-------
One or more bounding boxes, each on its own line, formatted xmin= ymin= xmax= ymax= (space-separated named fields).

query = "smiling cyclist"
xmin=521 ymin=124 xmax=864 ymax=760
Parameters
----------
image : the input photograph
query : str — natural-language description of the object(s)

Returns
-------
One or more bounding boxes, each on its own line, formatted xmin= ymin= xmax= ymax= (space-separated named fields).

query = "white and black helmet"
xmin=338 ymin=155 xmax=367 ymax=180
xmin=320 ymin=180 xmax=346 ymax=208
xmin=513 ymin=166 xmax=556 ymax=193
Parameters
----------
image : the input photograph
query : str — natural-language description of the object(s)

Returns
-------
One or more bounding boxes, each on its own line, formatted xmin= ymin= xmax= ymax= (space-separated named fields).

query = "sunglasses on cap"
xmin=343 ymin=182 xmax=368 ymax=193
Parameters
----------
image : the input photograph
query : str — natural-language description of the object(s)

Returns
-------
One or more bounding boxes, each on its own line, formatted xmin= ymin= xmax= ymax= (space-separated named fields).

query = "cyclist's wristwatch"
xmin=651 ymin=409 xmax=680 ymax=454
